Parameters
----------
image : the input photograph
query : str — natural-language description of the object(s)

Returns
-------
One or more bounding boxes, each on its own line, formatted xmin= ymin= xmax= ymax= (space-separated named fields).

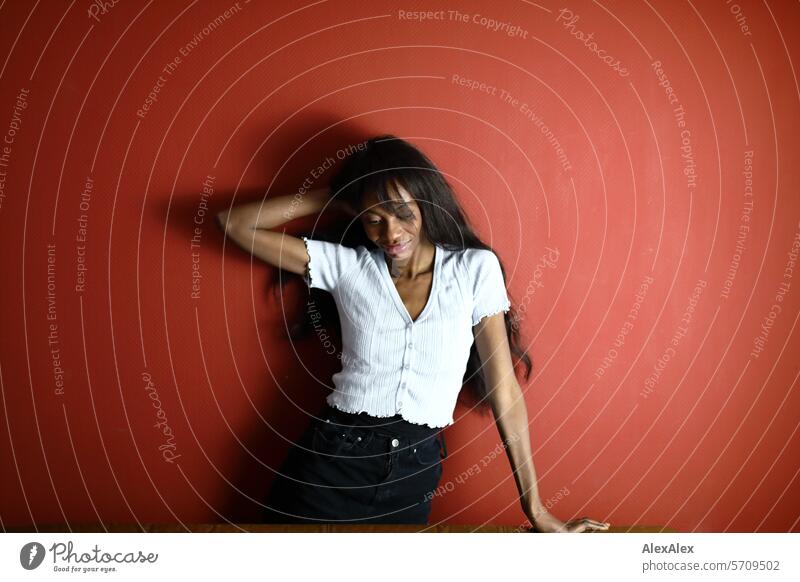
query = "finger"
xmin=567 ymin=518 xmax=609 ymax=532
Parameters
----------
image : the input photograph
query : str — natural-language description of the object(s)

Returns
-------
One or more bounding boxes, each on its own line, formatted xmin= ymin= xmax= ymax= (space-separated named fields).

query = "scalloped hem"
xmin=472 ymin=301 xmax=511 ymax=326
xmin=326 ymin=401 xmax=451 ymax=429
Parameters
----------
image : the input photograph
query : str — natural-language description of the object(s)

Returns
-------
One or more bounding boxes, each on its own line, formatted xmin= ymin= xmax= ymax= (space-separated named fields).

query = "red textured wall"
xmin=1 ymin=0 xmax=798 ymax=532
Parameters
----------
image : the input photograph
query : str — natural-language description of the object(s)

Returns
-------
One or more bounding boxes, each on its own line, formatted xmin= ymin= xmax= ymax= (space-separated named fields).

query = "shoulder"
xmin=448 ymin=247 xmax=501 ymax=277
xmin=301 ymin=237 xmax=373 ymax=291
xmin=303 ymin=237 xmax=371 ymax=259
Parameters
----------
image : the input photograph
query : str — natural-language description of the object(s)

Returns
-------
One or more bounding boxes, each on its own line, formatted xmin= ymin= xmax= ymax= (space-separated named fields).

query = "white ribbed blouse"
xmin=301 ymin=236 xmax=511 ymax=428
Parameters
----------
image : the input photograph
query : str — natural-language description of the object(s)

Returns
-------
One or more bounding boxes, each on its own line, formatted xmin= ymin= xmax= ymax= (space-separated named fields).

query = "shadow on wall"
xmin=161 ymin=114 xmax=380 ymax=521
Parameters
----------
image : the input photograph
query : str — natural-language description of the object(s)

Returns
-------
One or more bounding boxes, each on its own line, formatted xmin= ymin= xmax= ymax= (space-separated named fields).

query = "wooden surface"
xmin=7 ymin=523 xmax=676 ymax=533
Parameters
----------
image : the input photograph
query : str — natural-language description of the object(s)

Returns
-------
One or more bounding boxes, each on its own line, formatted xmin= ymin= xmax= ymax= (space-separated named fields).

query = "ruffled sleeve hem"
xmin=472 ymin=298 xmax=511 ymax=326
xmin=300 ymin=236 xmax=313 ymax=289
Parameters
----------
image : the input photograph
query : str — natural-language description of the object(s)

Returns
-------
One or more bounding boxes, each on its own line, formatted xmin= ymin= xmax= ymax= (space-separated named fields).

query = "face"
xmin=359 ymin=182 xmax=425 ymax=260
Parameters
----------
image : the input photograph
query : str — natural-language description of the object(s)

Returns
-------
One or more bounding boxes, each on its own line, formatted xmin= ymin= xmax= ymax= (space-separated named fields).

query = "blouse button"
xmin=403 ymin=364 xmax=410 ymax=370
xmin=391 ymin=438 xmax=400 ymax=447
xmin=407 ymin=342 xmax=413 ymax=349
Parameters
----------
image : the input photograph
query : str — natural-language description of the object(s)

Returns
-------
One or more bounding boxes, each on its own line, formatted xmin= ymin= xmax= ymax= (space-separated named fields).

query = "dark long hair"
xmin=276 ymin=135 xmax=532 ymax=415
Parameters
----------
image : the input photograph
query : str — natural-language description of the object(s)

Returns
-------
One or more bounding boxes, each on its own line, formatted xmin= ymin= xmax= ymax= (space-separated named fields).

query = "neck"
xmin=385 ymin=240 xmax=435 ymax=279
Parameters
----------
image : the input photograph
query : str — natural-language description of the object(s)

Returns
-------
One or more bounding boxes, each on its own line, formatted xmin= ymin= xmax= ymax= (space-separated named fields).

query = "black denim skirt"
xmin=261 ymin=404 xmax=448 ymax=524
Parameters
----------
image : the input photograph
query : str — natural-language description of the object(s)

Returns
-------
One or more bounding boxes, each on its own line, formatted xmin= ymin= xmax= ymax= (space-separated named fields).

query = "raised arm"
xmin=215 ymin=188 xmax=336 ymax=276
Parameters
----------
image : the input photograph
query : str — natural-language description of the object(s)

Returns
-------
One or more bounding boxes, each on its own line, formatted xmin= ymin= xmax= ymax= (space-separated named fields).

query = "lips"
xmin=383 ymin=241 xmax=411 ymax=254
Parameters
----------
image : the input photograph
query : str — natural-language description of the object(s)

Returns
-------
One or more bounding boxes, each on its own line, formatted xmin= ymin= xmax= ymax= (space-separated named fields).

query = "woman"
xmin=216 ymin=135 xmax=609 ymax=532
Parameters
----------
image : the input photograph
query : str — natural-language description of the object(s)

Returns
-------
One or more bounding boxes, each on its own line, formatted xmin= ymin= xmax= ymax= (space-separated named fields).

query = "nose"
xmin=384 ymin=218 xmax=405 ymax=244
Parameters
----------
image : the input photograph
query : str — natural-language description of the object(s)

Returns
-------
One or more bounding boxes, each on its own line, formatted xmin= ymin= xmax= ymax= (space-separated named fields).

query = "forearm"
xmin=488 ymin=382 xmax=544 ymax=513
xmin=216 ymin=187 xmax=331 ymax=231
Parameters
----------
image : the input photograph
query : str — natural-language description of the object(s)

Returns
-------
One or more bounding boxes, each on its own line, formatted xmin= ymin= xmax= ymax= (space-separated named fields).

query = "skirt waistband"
xmin=320 ymin=404 xmax=442 ymax=440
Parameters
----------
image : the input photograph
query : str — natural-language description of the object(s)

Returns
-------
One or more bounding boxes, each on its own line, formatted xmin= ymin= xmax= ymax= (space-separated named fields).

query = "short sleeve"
xmin=470 ymin=250 xmax=511 ymax=326
xmin=301 ymin=236 xmax=359 ymax=292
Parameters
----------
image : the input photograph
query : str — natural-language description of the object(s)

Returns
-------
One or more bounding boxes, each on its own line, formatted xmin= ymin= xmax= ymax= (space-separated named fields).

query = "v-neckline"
xmin=375 ymin=244 xmax=440 ymax=324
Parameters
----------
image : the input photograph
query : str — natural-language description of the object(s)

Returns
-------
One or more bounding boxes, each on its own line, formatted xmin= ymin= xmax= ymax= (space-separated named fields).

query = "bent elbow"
xmin=215 ymin=210 xmax=236 ymax=233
